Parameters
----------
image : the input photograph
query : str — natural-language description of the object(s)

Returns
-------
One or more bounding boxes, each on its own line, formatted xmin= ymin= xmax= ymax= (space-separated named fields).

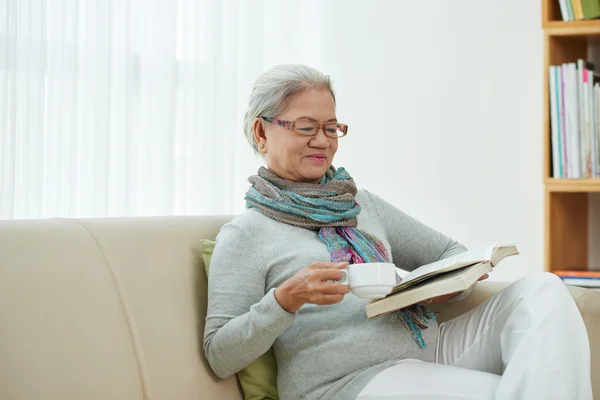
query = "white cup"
xmin=338 ymin=262 xmax=398 ymax=299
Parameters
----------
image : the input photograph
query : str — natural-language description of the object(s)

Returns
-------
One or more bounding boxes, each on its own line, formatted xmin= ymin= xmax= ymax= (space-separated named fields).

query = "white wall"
xmin=240 ymin=0 xmax=544 ymax=281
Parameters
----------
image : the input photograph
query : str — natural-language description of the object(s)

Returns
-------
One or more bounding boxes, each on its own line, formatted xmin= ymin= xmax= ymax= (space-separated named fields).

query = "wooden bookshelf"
xmin=542 ymin=0 xmax=600 ymax=272
xmin=545 ymin=20 xmax=600 ymax=36
xmin=546 ymin=178 xmax=600 ymax=192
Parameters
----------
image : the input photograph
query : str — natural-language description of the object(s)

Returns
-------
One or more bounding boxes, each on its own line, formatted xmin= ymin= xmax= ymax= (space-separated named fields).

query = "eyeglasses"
xmin=259 ymin=116 xmax=348 ymax=138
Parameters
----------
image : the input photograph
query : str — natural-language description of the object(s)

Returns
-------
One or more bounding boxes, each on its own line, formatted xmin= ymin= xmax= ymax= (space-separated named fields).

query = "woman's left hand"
xmin=421 ymin=273 xmax=489 ymax=305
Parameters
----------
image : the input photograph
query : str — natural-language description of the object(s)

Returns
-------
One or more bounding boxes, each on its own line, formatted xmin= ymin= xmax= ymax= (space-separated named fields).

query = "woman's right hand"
xmin=274 ymin=262 xmax=350 ymax=314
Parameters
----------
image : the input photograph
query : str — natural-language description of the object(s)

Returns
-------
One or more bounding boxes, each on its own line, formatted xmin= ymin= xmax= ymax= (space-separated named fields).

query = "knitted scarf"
xmin=245 ymin=166 xmax=436 ymax=349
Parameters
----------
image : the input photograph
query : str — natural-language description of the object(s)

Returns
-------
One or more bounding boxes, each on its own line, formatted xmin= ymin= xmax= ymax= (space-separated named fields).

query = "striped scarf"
xmin=245 ymin=166 xmax=436 ymax=348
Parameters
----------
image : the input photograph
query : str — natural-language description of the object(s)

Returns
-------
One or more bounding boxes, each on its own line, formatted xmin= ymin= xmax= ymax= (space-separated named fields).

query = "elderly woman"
xmin=203 ymin=64 xmax=592 ymax=400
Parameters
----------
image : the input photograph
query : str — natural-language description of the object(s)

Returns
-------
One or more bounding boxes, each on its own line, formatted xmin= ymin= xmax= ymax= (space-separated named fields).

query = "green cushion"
xmin=200 ymin=239 xmax=279 ymax=400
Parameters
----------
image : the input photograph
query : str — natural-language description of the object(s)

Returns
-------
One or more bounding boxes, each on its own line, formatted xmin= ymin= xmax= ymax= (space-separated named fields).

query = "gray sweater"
xmin=204 ymin=190 xmax=468 ymax=400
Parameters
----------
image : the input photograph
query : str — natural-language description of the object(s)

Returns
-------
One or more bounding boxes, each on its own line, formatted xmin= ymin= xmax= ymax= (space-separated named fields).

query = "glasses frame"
xmin=259 ymin=116 xmax=348 ymax=138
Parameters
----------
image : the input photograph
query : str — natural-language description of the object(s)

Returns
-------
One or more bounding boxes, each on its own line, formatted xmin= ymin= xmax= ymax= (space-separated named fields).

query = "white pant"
xmin=357 ymin=272 xmax=593 ymax=399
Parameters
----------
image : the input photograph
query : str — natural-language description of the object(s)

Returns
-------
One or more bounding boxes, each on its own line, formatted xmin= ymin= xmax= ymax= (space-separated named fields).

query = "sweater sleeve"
xmin=203 ymin=224 xmax=296 ymax=379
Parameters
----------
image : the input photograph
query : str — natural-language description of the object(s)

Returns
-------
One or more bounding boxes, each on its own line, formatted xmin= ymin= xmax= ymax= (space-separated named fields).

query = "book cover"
xmin=558 ymin=0 xmax=569 ymax=20
xmin=561 ymin=64 xmax=570 ymax=177
xmin=591 ymin=75 xmax=598 ymax=177
xmin=559 ymin=0 xmax=572 ymax=20
xmin=581 ymin=62 xmax=592 ymax=178
xmin=555 ymin=66 xmax=564 ymax=178
xmin=578 ymin=60 xmax=586 ymax=177
xmin=587 ymin=66 xmax=596 ymax=177
xmin=569 ymin=63 xmax=581 ymax=178
xmin=550 ymin=66 xmax=562 ymax=178
xmin=554 ymin=270 xmax=600 ymax=278
xmin=595 ymin=83 xmax=600 ymax=177
xmin=560 ymin=277 xmax=600 ymax=288
xmin=564 ymin=63 xmax=574 ymax=178
xmin=567 ymin=0 xmax=577 ymax=20
xmin=581 ymin=0 xmax=600 ymax=19
xmin=572 ymin=0 xmax=585 ymax=19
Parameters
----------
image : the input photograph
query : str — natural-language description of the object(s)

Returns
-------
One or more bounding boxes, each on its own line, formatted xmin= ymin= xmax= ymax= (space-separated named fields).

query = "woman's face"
xmin=253 ymin=87 xmax=339 ymax=184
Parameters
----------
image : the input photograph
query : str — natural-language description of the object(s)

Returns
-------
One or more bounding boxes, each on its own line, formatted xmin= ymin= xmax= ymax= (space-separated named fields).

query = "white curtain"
xmin=0 ymin=0 xmax=326 ymax=219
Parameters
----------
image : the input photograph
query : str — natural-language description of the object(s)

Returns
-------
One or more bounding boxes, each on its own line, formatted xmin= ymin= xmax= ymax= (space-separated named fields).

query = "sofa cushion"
xmin=200 ymin=240 xmax=279 ymax=400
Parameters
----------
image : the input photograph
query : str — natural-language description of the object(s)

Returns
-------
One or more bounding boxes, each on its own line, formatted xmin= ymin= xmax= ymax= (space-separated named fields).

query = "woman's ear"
xmin=252 ymin=118 xmax=267 ymax=153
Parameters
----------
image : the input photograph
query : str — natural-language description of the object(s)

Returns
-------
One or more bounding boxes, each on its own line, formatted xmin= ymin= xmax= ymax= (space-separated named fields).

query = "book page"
xmin=391 ymin=247 xmax=494 ymax=293
xmin=490 ymin=245 xmax=519 ymax=267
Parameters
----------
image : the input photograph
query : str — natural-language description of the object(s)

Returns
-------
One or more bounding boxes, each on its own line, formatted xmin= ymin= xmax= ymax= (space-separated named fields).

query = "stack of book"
xmin=557 ymin=0 xmax=600 ymax=21
xmin=548 ymin=59 xmax=600 ymax=178
xmin=554 ymin=270 xmax=600 ymax=288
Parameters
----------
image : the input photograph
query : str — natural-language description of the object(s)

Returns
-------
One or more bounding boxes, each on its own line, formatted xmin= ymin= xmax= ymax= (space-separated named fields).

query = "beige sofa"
xmin=0 ymin=215 xmax=598 ymax=400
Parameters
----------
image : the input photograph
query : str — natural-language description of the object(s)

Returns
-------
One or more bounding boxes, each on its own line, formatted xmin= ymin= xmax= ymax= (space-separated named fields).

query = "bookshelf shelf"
xmin=546 ymin=179 xmax=600 ymax=192
xmin=544 ymin=20 xmax=600 ymax=37
xmin=542 ymin=0 xmax=600 ymax=273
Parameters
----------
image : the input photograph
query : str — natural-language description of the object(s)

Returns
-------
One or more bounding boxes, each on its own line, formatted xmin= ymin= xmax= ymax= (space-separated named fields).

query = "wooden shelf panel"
xmin=546 ymin=179 xmax=600 ymax=192
xmin=551 ymin=268 xmax=600 ymax=272
xmin=544 ymin=20 xmax=600 ymax=37
xmin=545 ymin=192 xmax=589 ymax=271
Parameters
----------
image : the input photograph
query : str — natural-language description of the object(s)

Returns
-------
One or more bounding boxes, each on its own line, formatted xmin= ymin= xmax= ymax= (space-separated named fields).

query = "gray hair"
xmin=243 ymin=64 xmax=336 ymax=154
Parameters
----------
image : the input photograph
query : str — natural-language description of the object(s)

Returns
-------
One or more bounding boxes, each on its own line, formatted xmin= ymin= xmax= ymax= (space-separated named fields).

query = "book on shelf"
xmin=548 ymin=59 xmax=600 ymax=179
xmin=557 ymin=0 xmax=600 ymax=21
xmin=581 ymin=0 xmax=600 ymax=19
xmin=553 ymin=270 xmax=600 ymax=287
xmin=557 ymin=0 xmax=573 ymax=21
xmin=365 ymin=244 xmax=519 ymax=319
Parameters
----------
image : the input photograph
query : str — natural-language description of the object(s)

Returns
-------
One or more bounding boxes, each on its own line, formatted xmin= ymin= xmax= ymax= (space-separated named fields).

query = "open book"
xmin=365 ymin=244 xmax=519 ymax=319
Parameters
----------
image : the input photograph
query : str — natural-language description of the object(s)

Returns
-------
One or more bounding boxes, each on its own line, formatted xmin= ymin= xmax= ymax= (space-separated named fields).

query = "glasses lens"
xmin=324 ymin=123 xmax=340 ymax=137
xmin=294 ymin=120 xmax=317 ymax=135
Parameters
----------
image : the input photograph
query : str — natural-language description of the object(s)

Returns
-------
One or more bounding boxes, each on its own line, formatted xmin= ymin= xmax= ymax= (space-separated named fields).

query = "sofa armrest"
xmin=431 ymin=280 xmax=600 ymax=398
xmin=569 ymin=285 xmax=600 ymax=400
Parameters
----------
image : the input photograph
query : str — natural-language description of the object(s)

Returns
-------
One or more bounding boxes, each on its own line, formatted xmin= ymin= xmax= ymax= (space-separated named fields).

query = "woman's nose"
xmin=309 ymin=128 xmax=329 ymax=147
